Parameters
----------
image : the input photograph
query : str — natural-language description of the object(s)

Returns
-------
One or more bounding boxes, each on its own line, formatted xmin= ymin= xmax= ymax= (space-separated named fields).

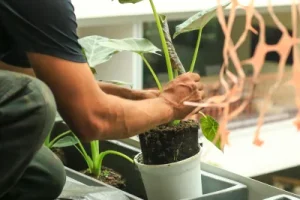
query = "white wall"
xmin=77 ymin=23 xmax=143 ymax=89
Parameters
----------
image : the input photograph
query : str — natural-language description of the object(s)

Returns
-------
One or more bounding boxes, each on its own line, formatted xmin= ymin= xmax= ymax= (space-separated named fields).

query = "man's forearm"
xmin=86 ymin=94 xmax=174 ymax=140
xmin=0 ymin=62 xmax=152 ymax=100
xmin=97 ymin=81 xmax=159 ymax=100
xmin=97 ymin=81 xmax=137 ymax=100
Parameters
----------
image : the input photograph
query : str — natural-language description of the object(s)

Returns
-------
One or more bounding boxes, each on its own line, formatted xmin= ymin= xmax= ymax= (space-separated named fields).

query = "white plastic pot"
xmin=134 ymin=149 xmax=203 ymax=200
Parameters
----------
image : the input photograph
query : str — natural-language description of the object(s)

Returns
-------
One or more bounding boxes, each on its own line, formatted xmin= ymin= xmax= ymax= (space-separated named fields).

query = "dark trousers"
xmin=0 ymin=70 xmax=66 ymax=200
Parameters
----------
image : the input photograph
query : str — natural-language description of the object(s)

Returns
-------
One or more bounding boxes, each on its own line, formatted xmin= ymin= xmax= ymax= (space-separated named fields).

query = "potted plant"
xmin=45 ymin=117 xmax=135 ymax=189
xmin=77 ymin=0 xmax=232 ymax=199
xmin=67 ymin=132 xmax=134 ymax=189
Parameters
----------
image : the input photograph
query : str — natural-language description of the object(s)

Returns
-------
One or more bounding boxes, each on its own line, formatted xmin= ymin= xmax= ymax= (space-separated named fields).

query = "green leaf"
xmin=82 ymin=48 xmax=97 ymax=74
xmin=79 ymin=36 xmax=161 ymax=68
xmin=116 ymin=0 xmax=143 ymax=3
xmin=79 ymin=36 xmax=119 ymax=67
xmin=98 ymin=37 xmax=161 ymax=56
xmin=52 ymin=135 xmax=79 ymax=148
xmin=200 ymin=115 xmax=221 ymax=150
xmin=173 ymin=1 xmax=231 ymax=38
xmin=160 ymin=15 xmax=185 ymax=74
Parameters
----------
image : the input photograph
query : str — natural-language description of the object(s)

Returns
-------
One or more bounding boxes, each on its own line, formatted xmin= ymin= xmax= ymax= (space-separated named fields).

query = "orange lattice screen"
xmin=185 ymin=0 xmax=300 ymax=150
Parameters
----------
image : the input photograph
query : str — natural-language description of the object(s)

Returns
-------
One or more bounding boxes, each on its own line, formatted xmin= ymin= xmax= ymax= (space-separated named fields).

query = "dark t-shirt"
xmin=0 ymin=0 xmax=86 ymax=68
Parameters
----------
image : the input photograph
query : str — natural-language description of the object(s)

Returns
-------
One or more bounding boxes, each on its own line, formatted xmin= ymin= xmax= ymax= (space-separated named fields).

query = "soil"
xmin=52 ymin=148 xmax=67 ymax=164
xmin=138 ymin=120 xmax=200 ymax=165
xmin=82 ymin=166 xmax=126 ymax=189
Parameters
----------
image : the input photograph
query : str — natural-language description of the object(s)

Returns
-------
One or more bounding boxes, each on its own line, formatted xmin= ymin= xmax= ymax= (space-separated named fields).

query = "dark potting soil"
xmin=138 ymin=120 xmax=200 ymax=165
xmin=81 ymin=166 xmax=126 ymax=189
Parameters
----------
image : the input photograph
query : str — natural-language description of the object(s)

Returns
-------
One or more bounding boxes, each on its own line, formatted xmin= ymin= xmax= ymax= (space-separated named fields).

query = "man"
xmin=0 ymin=0 xmax=204 ymax=199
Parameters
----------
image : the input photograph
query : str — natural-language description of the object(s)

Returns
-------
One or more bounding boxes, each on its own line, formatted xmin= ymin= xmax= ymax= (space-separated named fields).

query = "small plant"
xmin=45 ymin=125 xmax=133 ymax=181
xmin=72 ymin=134 xmax=133 ymax=179
xmin=44 ymin=120 xmax=133 ymax=185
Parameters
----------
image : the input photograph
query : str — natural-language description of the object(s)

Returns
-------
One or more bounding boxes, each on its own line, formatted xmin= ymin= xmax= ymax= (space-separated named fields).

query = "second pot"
xmin=134 ymin=148 xmax=203 ymax=200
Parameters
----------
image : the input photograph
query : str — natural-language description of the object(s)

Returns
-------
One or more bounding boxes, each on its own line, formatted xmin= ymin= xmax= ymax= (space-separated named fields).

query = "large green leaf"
xmin=98 ymin=37 xmax=161 ymax=55
xmin=117 ymin=0 xmax=143 ymax=3
xmin=79 ymin=36 xmax=161 ymax=68
xmin=78 ymin=36 xmax=118 ymax=68
xmin=52 ymin=135 xmax=79 ymax=148
xmin=160 ymin=15 xmax=185 ymax=74
xmin=200 ymin=115 xmax=221 ymax=150
xmin=173 ymin=1 xmax=231 ymax=38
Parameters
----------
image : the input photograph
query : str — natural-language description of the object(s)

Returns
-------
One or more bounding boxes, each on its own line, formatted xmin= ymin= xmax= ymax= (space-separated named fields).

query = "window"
xmin=142 ymin=15 xmax=297 ymax=123
xmin=142 ymin=18 xmax=224 ymax=88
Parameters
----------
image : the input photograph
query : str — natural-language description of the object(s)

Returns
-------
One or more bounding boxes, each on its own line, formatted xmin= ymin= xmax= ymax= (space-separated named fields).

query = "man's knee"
xmin=0 ymin=72 xmax=59 ymax=198
xmin=0 ymin=72 xmax=57 ymax=142
xmin=1 ymin=73 xmax=57 ymax=146
xmin=27 ymin=77 xmax=57 ymax=140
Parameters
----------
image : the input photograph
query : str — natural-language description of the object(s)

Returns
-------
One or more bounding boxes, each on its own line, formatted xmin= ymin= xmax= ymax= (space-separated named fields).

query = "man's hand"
xmin=159 ymin=72 xmax=204 ymax=120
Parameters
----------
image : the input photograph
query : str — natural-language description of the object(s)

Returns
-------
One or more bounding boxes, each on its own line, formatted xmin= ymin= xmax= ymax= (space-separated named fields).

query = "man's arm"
xmin=1 ymin=0 xmax=203 ymax=141
xmin=27 ymin=53 xmax=175 ymax=141
xmin=28 ymin=53 xmax=203 ymax=141
xmin=0 ymin=61 xmax=158 ymax=100
xmin=97 ymin=81 xmax=160 ymax=100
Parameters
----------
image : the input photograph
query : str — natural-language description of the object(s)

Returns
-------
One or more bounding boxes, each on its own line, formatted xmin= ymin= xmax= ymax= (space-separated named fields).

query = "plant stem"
xmin=48 ymin=130 xmax=71 ymax=148
xmin=74 ymin=137 xmax=94 ymax=172
xmin=96 ymin=150 xmax=134 ymax=178
xmin=77 ymin=140 xmax=90 ymax=161
xmin=148 ymin=0 xmax=173 ymax=81
xmin=44 ymin=132 xmax=51 ymax=147
xmin=174 ymin=69 xmax=178 ymax=77
xmin=90 ymin=141 xmax=100 ymax=166
xmin=142 ymin=55 xmax=162 ymax=91
xmin=189 ymin=29 xmax=203 ymax=72
xmin=199 ymin=111 xmax=206 ymax=118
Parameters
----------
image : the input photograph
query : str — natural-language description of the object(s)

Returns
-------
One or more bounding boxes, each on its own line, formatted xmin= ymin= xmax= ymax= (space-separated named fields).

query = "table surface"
xmin=222 ymin=118 xmax=300 ymax=177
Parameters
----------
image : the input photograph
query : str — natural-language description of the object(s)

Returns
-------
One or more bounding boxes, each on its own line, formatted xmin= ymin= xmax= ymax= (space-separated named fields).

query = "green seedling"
xmin=73 ymin=135 xmax=133 ymax=178
xmin=45 ymin=130 xmax=133 ymax=178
